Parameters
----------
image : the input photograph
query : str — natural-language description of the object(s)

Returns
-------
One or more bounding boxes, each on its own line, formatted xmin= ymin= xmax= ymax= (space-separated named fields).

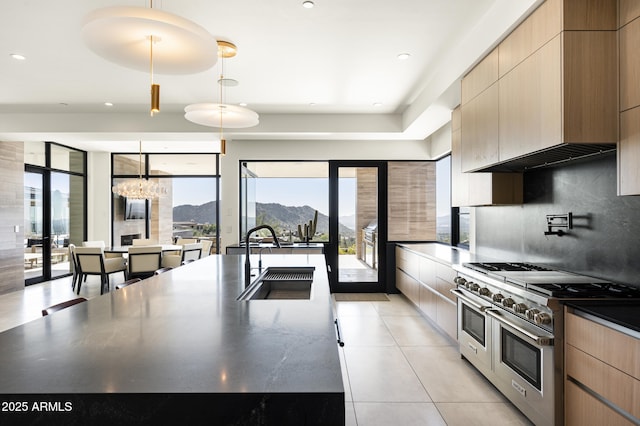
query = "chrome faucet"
xmin=245 ymin=225 xmax=281 ymax=287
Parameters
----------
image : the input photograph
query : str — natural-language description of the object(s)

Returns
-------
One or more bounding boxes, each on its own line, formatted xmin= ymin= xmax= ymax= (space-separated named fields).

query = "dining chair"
xmin=42 ymin=297 xmax=88 ymax=316
xmin=161 ymin=246 xmax=183 ymax=269
xmin=75 ymin=247 xmax=127 ymax=295
xmin=68 ymin=243 xmax=80 ymax=291
xmin=132 ymin=238 xmax=156 ymax=246
xmin=182 ymin=242 xmax=203 ymax=262
xmin=175 ymin=237 xmax=198 ymax=245
xmin=199 ymin=239 xmax=213 ymax=257
xmin=82 ymin=240 xmax=105 ymax=248
xmin=127 ymin=245 xmax=163 ymax=279
xmin=153 ymin=267 xmax=173 ymax=275
xmin=115 ymin=277 xmax=142 ymax=290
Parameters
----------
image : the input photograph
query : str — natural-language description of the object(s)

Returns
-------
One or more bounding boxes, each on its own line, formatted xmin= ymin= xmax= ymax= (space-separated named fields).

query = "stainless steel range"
xmin=452 ymin=262 xmax=640 ymax=426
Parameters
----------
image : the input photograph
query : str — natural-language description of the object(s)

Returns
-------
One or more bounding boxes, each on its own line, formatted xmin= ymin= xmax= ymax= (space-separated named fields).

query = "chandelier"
xmin=184 ymin=40 xmax=259 ymax=155
xmin=112 ymin=141 xmax=167 ymax=200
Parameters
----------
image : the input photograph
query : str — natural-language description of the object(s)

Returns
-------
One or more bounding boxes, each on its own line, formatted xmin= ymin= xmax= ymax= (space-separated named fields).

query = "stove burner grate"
xmin=528 ymin=282 xmax=640 ymax=298
xmin=464 ymin=262 xmax=551 ymax=273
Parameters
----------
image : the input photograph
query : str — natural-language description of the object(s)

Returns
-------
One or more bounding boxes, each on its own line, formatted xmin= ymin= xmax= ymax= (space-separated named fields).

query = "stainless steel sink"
xmin=237 ymin=266 xmax=315 ymax=300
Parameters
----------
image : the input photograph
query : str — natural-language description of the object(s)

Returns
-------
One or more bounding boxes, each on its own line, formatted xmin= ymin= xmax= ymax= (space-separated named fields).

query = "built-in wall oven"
xmin=452 ymin=262 xmax=640 ymax=426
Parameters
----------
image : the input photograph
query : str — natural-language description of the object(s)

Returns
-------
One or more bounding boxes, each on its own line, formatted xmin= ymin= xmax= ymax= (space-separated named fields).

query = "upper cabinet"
xmin=618 ymin=2 xmax=640 ymax=195
xmin=460 ymin=0 xmax=618 ymax=173
xmin=451 ymin=106 xmax=523 ymax=207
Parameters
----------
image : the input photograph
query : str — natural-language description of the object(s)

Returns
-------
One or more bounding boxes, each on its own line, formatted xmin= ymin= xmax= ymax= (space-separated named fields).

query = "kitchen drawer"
xmin=565 ymin=380 xmax=635 ymax=426
xmin=436 ymin=296 xmax=457 ymax=341
xmin=419 ymin=282 xmax=437 ymax=320
xmin=566 ymin=344 xmax=640 ymax=420
xmin=396 ymin=247 xmax=419 ymax=279
xmin=436 ymin=277 xmax=457 ymax=304
xmin=565 ymin=310 xmax=640 ymax=379
xmin=419 ymin=257 xmax=436 ymax=288
xmin=396 ymin=268 xmax=419 ymax=306
xmin=435 ymin=263 xmax=456 ymax=285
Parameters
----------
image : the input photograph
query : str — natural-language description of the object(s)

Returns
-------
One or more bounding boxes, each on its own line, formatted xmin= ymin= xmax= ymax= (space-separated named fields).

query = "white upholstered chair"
xmin=175 ymin=237 xmax=198 ymax=245
xmin=199 ymin=239 xmax=213 ymax=257
xmin=82 ymin=240 xmax=105 ymax=248
xmin=74 ymin=247 xmax=127 ymax=295
xmin=132 ymin=238 xmax=156 ymax=246
xmin=128 ymin=245 xmax=163 ymax=279
xmin=182 ymin=243 xmax=203 ymax=262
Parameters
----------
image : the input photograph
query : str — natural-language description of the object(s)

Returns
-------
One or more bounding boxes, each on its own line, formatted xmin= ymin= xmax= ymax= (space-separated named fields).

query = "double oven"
xmin=452 ymin=262 xmax=640 ymax=426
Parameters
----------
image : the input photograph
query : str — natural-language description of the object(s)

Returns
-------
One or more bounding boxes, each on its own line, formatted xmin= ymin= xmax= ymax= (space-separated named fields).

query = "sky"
xmin=255 ymin=178 xmax=357 ymax=216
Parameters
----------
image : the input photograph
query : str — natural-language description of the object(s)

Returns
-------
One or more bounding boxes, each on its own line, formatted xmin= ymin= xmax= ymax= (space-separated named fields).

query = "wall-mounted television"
xmin=124 ymin=198 xmax=147 ymax=220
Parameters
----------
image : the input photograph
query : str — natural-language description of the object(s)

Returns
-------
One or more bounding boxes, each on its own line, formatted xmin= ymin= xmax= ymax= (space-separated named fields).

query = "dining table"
xmin=104 ymin=244 xmax=183 ymax=254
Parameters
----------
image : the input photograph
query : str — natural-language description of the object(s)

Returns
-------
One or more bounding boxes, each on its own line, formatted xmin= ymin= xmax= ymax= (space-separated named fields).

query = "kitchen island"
xmin=0 ymin=254 xmax=344 ymax=425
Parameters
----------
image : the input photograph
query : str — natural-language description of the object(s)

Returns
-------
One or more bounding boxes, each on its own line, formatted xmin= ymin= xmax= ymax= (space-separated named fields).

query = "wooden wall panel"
xmin=387 ymin=162 xmax=436 ymax=241
xmin=0 ymin=142 xmax=25 ymax=295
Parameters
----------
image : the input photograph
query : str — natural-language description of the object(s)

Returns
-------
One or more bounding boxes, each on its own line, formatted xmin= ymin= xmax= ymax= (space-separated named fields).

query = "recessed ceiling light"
xmin=104 ymin=102 xmax=114 ymax=107
xmin=309 ymin=102 xmax=317 ymax=107
xmin=397 ymin=53 xmax=411 ymax=60
xmin=10 ymin=53 xmax=26 ymax=60
xmin=302 ymin=1 xmax=315 ymax=9
xmin=239 ymin=102 xmax=248 ymax=107
xmin=373 ymin=102 xmax=383 ymax=107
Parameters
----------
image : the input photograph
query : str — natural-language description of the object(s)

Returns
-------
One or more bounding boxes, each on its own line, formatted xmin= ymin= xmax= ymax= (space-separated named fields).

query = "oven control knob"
xmin=534 ymin=312 xmax=552 ymax=325
xmin=454 ymin=277 xmax=467 ymax=285
xmin=525 ymin=308 xmax=540 ymax=320
xmin=502 ymin=298 xmax=515 ymax=308
xmin=492 ymin=293 xmax=505 ymax=303
xmin=513 ymin=303 xmax=528 ymax=314
xmin=469 ymin=283 xmax=480 ymax=292
xmin=465 ymin=281 xmax=474 ymax=289
xmin=478 ymin=287 xmax=492 ymax=297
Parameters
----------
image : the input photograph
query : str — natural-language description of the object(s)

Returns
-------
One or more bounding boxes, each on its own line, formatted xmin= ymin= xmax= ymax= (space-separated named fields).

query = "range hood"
xmin=472 ymin=143 xmax=617 ymax=173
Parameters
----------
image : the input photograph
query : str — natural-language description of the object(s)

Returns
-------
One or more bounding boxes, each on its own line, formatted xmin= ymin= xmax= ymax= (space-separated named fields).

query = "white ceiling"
xmin=0 ymin=0 xmax=541 ymax=153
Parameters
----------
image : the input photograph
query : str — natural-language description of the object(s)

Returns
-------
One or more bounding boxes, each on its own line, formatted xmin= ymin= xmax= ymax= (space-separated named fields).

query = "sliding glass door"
xmin=24 ymin=143 xmax=86 ymax=285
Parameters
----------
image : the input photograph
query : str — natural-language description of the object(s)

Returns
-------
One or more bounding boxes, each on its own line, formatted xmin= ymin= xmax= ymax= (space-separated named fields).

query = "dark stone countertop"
xmin=564 ymin=300 xmax=640 ymax=335
xmin=0 ymin=254 xmax=344 ymax=425
xmin=395 ymin=242 xmax=472 ymax=266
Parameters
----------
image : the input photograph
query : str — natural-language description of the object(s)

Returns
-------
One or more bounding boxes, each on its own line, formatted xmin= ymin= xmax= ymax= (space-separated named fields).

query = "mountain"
xmin=173 ymin=201 xmax=217 ymax=223
xmin=172 ymin=201 xmax=354 ymax=236
xmin=254 ymin=203 xmax=354 ymax=236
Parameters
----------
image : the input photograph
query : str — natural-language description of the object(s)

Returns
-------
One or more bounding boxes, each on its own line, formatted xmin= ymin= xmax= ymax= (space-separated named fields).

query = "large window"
xmin=436 ymin=155 xmax=452 ymax=244
xmin=240 ymin=161 xmax=329 ymax=242
xmin=112 ymin=153 xmax=220 ymax=252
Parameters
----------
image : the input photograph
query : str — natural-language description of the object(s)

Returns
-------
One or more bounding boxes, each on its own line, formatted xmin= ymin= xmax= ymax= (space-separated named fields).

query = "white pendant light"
xmin=184 ymin=103 xmax=259 ymax=128
xmin=82 ymin=6 xmax=218 ymax=74
xmin=184 ymin=40 xmax=259 ymax=155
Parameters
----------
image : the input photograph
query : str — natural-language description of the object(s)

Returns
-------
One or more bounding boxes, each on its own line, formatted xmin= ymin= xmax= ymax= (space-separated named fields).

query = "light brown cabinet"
xmin=618 ymin=7 xmax=640 ymax=195
xmin=498 ymin=30 xmax=617 ymax=166
xmin=451 ymin=106 xmax=523 ymax=207
xmin=564 ymin=308 xmax=640 ymax=424
xmin=395 ymin=246 xmax=457 ymax=341
xmin=460 ymin=0 xmax=617 ymax=173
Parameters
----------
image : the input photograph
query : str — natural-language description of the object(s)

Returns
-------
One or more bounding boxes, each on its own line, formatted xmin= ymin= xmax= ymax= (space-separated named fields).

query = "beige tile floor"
xmin=0 ymin=277 xmax=532 ymax=425
xmin=335 ymin=295 xmax=533 ymax=426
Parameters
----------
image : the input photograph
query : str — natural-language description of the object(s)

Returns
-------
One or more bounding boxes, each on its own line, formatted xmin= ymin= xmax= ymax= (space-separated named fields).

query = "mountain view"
xmin=173 ymin=201 xmax=355 ymax=237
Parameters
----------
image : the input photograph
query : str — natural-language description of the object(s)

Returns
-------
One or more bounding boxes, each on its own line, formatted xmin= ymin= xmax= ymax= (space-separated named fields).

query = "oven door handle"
xmin=485 ymin=309 xmax=554 ymax=346
xmin=450 ymin=289 xmax=490 ymax=312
